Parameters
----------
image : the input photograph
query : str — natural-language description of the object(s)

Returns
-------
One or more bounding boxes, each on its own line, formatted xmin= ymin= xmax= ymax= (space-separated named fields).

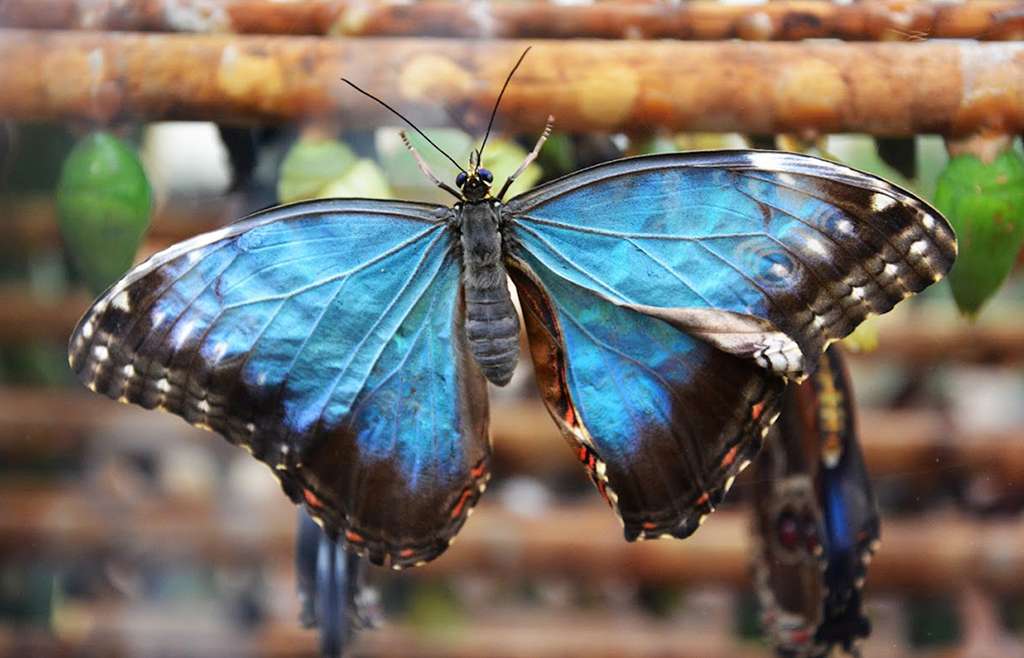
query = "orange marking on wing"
xmin=564 ymin=405 xmax=576 ymax=426
xmin=641 ymin=521 xmax=657 ymax=530
xmin=303 ymin=489 xmax=323 ymax=508
xmin=721 ymin=445 xmax=739 ymax=468
xmin=695 ymin=492 xmax=710 ymax=506
xmin=345 ymin=530 xmax=364 ymax=543
xmin=450 ymin=488 xmax=473 ymax=519
xmin=399 ymin=548 xmax=415 ymax=558
xmin=751 ymin=401 xmax=765 ymax=420
xmin=578 ymin=445 xmax=589 ymax=462
xmin=596 ymin=480 xmax=610 ymax=504
xmin=470 ymin=462 xmax=487 ymax=479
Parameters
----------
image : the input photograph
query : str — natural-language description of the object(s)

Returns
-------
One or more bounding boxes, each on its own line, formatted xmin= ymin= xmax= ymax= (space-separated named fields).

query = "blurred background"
xmin=1 ymin=1 xmax=1024 ymax=657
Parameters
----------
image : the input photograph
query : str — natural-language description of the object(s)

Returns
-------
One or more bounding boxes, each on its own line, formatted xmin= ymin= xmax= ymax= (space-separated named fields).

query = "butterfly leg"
xmin=496 ymin=115 xmax=554 ymax=200
xmin=399 ymin=130 xmax=463 ymax=200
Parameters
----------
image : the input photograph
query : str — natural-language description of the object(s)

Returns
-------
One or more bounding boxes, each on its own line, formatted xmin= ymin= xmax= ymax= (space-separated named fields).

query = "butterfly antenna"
xmin=341 ymin=78 xmax=467 ymax=174
xmin=477 ymin=46 xmax=531 ymax=164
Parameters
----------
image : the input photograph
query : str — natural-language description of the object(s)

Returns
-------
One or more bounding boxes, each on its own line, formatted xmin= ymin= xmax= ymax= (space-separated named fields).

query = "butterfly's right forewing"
xmin=69 ymin=198 xmax=491 ymax=568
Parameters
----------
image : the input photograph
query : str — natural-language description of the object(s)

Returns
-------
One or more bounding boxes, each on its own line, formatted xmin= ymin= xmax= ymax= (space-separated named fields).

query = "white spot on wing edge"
xmin=112 ymin=290 xmax=131 ymax=312
xmin=156 ymin=378 xmax=171 ymax=393
xmin=910 ymin=240 xmax=928 ymax=255
xmin=92 ymin=345 xmax=109 ymax=361
xmin=871 ymin=193 xmax=897 ymax=212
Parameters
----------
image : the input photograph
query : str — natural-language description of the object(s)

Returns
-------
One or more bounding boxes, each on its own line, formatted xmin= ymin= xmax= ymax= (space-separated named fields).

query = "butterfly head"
xmin=456 ymin=166 xmax=493 ymax=202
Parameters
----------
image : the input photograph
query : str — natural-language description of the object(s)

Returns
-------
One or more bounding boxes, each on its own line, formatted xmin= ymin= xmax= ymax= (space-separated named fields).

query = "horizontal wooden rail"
xmin=0 ymin=610 xmax=982 ymax=658
xmin=2 ymin=0 xmax=1023 ymax=42
xmin=2 ymin=483 xmax=1022 ymax=594
xmin=3 ymin=389 xmax=1024 ymax=482
xmin=0 ymin=32 xmax=1022 ymax=135
xmin=0 ymin=619 xmax=773 ymax=658
xmin=5 ymin=194 xmax=236 ymax=252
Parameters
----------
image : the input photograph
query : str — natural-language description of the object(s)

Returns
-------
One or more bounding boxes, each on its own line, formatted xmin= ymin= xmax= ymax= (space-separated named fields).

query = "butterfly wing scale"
xmin=505 ymin=150 xmax=953 ymax=540
xmin=69 ymin=198 xmax=489 ymax=568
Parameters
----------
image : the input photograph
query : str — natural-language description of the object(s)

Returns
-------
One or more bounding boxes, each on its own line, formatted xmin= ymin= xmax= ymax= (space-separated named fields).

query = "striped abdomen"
xmin=464 ymin=264 xmax=520 ymax=386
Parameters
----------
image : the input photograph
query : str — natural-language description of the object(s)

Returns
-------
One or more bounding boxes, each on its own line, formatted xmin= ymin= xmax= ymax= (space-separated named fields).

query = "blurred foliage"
xmin=406 ymin=582 xmax=462 ymax=635
xmin=535 ymin=131 xmax=575 ymax=178
xmin=0 ymin=343 xmax=74 ymax=388
xmin=0 ymin=565 xmax=55 ymax=625
xmin=935 ymin=148 xmax=1024 ymax=317
xmin=319 ymin=159 xmax=393 ymax=200
xmin=380 ymin=128 xmax=541 ymax=202
xmin=842 ymin=316 xmax=880 ymax=353
xmin=57 ymin=132 xmax=153 ymax=295
xmin=277 ymin=136 xmax=358 ymax=203
xmin=1 ymin=123 xmax=76 ymax=194
xmin=908 ymin=596 xmax=961 ymax=647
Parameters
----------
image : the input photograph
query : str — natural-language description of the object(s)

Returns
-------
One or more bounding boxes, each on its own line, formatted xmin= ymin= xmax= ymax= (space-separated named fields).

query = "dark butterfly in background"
xmin=753 ymin=345 xmax=879 ymax=657
xmin=66 ymin=50 xmax=956 ymax=573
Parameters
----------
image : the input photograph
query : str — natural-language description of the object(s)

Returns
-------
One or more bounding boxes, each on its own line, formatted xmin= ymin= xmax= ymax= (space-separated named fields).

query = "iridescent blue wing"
xmin=504 ymin=150 xmax=954 ymax=540
xmin=68 ymin=199 xmax=489 ymax=568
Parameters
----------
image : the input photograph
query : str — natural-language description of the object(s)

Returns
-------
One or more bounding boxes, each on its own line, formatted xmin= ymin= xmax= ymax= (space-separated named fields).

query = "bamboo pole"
xmin=0 ymin=31 xmax=1022 ymax=135
xmin=1 ymin=0 xmax=1023 ymax=42
xmin=2 ymin=483 xmax=1023 ymax=594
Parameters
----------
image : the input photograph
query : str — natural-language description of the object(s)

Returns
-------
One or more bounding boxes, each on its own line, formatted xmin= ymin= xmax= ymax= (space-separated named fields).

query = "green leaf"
xmin=56 ymin=132 xmax=152 ymax=294
xmin=379 ymin=129 xmax=543 ymax=200
xmin=318 ymin=158 xmax=393 ymax=199
xmin=379 ymin=128 xmax=473 ymax=202
xmin=934 ymin=149 xmax=1024 ymax=317
xmin=277 ymin=137 xmax=357 ymax=203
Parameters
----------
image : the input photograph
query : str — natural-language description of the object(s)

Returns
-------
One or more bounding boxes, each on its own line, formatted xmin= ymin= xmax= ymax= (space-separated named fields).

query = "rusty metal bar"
xmin=0 ymin=31 xmax=1021 ymax=135
xmin=1 ymin=0 xmax=1023 ymax=41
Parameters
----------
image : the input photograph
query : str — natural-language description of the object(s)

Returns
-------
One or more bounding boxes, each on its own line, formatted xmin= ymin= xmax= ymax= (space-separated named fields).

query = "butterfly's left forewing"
xmin=505 ymin=150 xmax=953 ymax=540
xmin=69 ymin=199 xmax=490 ymax=567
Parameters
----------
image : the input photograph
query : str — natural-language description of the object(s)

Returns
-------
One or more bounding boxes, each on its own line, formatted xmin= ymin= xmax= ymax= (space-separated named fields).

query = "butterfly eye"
xmin=456 ymin=172 xmax=468 ymax=187
xmin=477 ymin=168 xmax=493 ymax=183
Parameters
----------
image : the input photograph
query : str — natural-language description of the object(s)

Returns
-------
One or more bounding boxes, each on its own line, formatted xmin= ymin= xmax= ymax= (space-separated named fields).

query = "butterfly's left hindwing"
xmin=69 ymin=199 xmax=490 ymax=568
xmin=510 ymin=256 xmax=785 ymax=540
xmin=505 ymin=150 xmax=951 ymax=541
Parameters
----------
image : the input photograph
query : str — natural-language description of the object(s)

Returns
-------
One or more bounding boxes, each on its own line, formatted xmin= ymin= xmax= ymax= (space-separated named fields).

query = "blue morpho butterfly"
xmin=753 ymin=345 xmax=879 ymax=657
xmin=68 ymin=50 xmax=955 ymax=569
